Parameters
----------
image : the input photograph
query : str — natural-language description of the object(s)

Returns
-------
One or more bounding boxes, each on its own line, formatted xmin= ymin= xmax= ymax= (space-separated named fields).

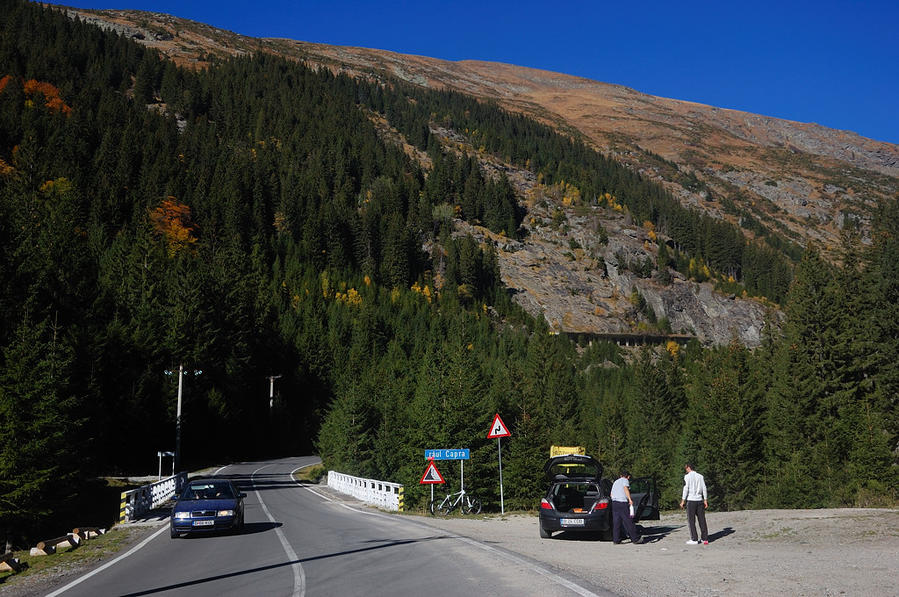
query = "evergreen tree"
xmin=762 ymin=248 xmax=839 ymax=507
xmin=0 ymin=315 xmax=81 ymax=549
xmin=681 ymin=341 xmax=764 ymax=510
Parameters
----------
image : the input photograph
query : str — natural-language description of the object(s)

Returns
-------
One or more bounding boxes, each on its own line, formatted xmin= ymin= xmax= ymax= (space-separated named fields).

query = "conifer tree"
xmin=762 ymin=248 xmax=839 ymax=507
xmin=681 ymin=341 xmax=764 ymax=510
xmin=0 ymin=315 xmax=81 ymax=549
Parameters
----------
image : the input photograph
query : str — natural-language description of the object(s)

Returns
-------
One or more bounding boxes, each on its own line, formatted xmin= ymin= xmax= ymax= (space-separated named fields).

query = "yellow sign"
xmin=550 ymin=445 xmax=585 ymax=457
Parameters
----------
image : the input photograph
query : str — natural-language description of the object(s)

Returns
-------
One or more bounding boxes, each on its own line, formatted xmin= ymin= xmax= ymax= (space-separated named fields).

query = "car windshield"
xmin=180 ymin=482 xmax=235 ymax=500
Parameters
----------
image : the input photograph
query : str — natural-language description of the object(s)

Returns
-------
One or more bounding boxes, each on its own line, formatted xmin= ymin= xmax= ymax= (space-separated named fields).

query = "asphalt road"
xmin=44 ymin=457 xmax=613 ymax=597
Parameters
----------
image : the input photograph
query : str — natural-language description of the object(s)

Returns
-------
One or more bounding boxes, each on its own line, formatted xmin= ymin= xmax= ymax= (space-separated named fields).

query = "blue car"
xmin=170 ymin=478 xmax=246 ymax=538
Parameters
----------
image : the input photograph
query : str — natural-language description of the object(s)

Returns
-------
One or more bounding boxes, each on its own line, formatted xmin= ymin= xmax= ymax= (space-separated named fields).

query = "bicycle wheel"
xmin=462 ymin=496 xmax=482 ymax=515
xmin=438 ymin=499 xmax=454 ymax=516
xmin=429 ymin=499 xmax=440 ymax=515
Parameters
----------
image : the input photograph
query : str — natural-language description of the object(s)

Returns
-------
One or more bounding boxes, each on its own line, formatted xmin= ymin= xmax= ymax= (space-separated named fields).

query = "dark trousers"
xmin=611 ymin=501 xmax=640 ymax=543
xmin=686 ymin=500 xmax=708 ymax=542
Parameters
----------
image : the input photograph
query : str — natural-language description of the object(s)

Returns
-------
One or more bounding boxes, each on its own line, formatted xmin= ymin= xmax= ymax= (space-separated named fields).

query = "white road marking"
xmin=253 ymin=464 xmax=306 ymax=597
xmin=47 ymin=463 xmax=238 ymax=595
xmin=45 ymin=524 xmax=169 ymax=596
xmin=452 ymin=534 xmax=603 ymax=597
xmin=289 ymin=464 xmax=333 ymax=502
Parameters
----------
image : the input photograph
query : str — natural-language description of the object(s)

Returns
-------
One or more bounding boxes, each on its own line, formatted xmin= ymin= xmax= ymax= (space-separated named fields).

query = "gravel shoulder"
xmin=407 ymin=505 xmax=899 ymax=597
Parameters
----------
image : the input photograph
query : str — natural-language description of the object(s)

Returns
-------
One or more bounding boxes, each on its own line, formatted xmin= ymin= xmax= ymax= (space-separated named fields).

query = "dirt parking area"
xmin=413 ymin=506 xmax=899 ymax=596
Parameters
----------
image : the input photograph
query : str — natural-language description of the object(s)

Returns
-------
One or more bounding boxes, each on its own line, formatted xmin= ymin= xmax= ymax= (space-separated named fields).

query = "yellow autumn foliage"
xmin=666 ymin=341 xmax=681 ymax=358
xmin=335 ymin=287 xmax=362 ymax=307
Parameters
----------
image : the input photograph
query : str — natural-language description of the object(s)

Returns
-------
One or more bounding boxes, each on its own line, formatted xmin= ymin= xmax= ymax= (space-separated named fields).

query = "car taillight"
xmin=540 ymin=498 xmax=554 ymax=510
xmin=590 ymin=499 xmax=609 ymax=512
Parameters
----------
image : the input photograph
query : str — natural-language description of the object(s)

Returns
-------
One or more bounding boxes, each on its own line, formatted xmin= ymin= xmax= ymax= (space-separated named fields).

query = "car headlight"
xmin=174 ymin=512 xmax=191 ymax=520
xmin=217 ymin=509 xmax=235 ymax=517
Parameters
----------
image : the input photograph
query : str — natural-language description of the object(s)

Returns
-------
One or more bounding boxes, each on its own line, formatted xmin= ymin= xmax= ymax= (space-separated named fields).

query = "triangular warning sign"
xmin=419 ymin=459 xmax=445 ymax=484
xmin=487 ymin=413 xmax=511 ymax=438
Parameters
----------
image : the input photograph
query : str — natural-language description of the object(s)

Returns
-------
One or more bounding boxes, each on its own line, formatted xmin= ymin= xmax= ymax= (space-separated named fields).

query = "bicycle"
xmin=429 ymin=488 xmax=482 ymax=515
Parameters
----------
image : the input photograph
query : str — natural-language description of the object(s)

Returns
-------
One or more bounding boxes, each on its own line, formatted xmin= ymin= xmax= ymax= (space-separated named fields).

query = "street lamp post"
xmin=267 ymin=374 xmax=282 ymax=410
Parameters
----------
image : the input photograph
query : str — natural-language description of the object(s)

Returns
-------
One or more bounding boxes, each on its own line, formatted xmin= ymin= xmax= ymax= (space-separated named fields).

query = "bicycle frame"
xmin=430 ymin=488 xmax=481 ymax=516
xmin=440 ymin=489 xmax=466 ymax=511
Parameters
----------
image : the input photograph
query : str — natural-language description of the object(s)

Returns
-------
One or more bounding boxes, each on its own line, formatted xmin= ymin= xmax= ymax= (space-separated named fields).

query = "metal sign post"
xmin=424 ymin=449 xmax=468 ymax=504
xmin=157 ymin=450 xmax=174 ymax=480
xmin=487 ymin=414 xmax=511 ymax=514
xmin=420 ymin=458 xmax=445 ymax=506
xmin=497 ymin=437 xmax=503 ymax=514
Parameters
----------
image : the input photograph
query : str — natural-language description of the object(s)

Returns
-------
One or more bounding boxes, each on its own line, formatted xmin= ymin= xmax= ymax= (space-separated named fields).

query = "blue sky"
xmin=72 ymin=0 xmax=899 ymax=144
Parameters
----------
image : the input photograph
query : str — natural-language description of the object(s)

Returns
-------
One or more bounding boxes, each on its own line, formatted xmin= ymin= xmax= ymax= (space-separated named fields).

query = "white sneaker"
xmin=685 ymin=540 xmax=699 ymax=545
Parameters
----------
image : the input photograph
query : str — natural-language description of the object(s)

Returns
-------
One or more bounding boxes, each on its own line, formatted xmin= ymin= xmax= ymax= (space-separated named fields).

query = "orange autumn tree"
xmin=150 ymin=197 xmax=198 ymax=257
xmin=21 ymin=79 xmax=72 ymax=116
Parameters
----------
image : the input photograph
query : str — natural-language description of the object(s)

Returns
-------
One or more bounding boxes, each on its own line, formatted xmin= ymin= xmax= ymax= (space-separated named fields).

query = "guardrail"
xmin=119 ymin=472 xmax=187 ymax=523
xmin=328 ymin=471 xmax=404 ymax=512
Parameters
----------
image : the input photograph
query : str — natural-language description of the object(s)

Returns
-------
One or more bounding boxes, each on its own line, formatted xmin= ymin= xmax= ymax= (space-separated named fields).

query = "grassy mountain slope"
xmin=59 ymin=5 xmax=899 ymax=345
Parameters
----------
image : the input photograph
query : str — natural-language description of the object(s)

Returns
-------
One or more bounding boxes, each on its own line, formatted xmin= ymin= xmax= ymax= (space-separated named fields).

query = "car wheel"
xmin=600 ymin=528 xmax=613 ymax=541
xmin=539 ymin=524 xmax=553 ymax=539
xmin=170 ymin=526 xmax=179 ymax=539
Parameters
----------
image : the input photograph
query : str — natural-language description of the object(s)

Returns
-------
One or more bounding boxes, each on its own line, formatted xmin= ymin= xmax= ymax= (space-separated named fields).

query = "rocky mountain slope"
xmin=58 ymin=5 xmax=899 ymax=346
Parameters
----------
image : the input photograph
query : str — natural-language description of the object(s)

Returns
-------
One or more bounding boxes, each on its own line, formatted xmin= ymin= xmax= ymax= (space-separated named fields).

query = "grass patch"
xmin=294 ymin=464 xmax=326 ymax=483
xmin=0 ymin=526 xmax=145 ymax=588
xmin=758 ymin=526 xmax=795 ymax=540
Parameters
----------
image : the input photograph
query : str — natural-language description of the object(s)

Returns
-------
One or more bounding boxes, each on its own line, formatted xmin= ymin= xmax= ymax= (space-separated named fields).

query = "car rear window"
xmin=547 ymin=460 xmax=600 ymax=480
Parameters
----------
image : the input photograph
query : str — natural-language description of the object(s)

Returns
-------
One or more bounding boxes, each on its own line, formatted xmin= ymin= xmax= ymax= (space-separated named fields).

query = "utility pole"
xmin=175 ymin=364 xmax=183 ymax=473
xmin=165 ymin=364 xmax=200 ymax=474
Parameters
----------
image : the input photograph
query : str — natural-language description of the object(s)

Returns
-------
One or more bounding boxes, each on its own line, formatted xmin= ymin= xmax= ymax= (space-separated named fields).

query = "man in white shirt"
xmin=610 ymin=471 xmax=641 ymax=544
xmin=679 ymin=463 xmax=709 ymax=545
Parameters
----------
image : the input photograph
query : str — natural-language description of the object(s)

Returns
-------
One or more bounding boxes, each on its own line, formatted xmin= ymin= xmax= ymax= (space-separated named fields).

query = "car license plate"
xmin=192 ymin=520 xmax=214 ymax=526
xmin=561 ymin=518 xmax=585 ymax=526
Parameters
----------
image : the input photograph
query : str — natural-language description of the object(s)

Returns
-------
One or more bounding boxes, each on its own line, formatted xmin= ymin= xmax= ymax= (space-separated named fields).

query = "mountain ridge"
xmin=58 ymin=5 xmax=898 ymax=346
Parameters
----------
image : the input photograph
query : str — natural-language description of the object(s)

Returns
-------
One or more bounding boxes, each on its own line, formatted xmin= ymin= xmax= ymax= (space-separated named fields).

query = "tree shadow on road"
xmin=119 ymin=535 xmax=455 ymax=596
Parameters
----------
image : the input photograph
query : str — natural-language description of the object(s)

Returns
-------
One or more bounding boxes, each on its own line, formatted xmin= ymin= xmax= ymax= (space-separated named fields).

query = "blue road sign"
xmin=424 ymin=448 xmax=470 ymax=460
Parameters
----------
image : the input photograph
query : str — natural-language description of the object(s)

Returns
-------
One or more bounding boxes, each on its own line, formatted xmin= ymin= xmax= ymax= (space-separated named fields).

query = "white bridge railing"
xmin=119 ymin=472 xmax=188 ymax=523
xmin=328 ymin=471 xmax=404 ymax=511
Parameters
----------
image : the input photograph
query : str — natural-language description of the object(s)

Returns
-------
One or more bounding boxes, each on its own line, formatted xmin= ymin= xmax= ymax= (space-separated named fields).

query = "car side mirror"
xmin=239 ymin=493 xmax=247 ymax=499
